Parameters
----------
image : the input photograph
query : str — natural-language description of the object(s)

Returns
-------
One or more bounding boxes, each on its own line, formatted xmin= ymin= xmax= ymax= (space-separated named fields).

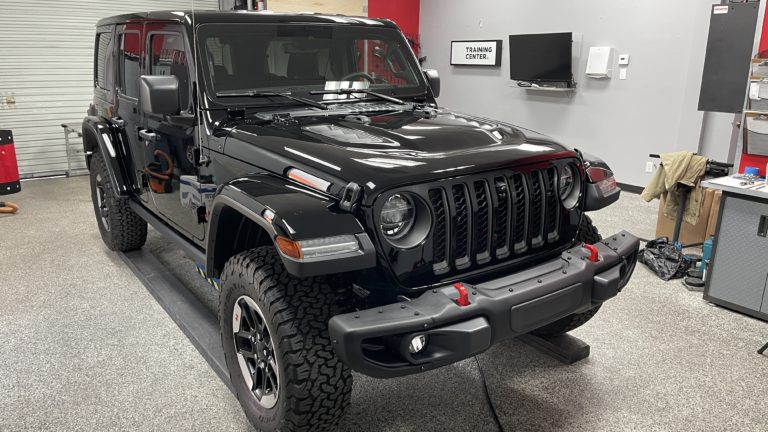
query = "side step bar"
xmin=128 ymin=200 xmax=206 ymax=265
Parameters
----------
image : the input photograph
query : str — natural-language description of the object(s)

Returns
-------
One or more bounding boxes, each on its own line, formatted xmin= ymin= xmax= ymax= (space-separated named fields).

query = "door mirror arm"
xmin=166 ymin=113 xmax=196 ymax=128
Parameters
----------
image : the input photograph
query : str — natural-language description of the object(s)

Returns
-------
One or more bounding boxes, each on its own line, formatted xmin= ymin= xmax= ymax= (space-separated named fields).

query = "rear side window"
xmin=150 ymin=33 xmax=189 ymax=108
xmin=95 ymin=31 xmax=112 ymax=89
xmin=119 ymin=32 xmax=141 ymax=98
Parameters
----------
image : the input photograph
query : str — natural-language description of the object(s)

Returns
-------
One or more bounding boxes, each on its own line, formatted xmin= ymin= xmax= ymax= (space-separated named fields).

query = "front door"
xmin=142 ymin=24 xmax=205 ymax=240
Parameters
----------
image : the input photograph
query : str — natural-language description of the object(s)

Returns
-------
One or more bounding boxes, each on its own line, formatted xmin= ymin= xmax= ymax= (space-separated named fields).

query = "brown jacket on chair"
xmin=641 ymin=151 xmax=708 ymax=225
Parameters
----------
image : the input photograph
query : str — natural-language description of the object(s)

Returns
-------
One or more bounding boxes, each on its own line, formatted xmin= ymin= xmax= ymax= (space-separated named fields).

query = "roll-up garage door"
xmin=0 ymin=0 xmax=217 ymax=177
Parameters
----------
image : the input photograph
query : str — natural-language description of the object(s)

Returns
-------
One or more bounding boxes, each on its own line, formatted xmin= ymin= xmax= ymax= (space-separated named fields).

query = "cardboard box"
xmin=655 ymin=188 xmax=715 ymax=245
xmin=706 ymin=190 xmax=722 ymax=239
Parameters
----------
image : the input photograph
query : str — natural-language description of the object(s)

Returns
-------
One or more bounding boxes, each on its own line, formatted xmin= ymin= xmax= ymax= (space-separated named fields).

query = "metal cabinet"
xmin=704 ymin=193 xmax=768 ymax=321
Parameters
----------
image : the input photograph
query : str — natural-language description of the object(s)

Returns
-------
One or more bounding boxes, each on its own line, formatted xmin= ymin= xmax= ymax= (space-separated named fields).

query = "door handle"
xmin=758 ymin=215 xmax=768 ymax=238
xmin=139 ymin=129 xmax=159 ymax=143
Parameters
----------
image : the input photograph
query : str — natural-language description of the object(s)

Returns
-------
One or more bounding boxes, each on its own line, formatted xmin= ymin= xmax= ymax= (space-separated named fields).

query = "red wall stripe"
xmin=368 ymin=0 xmax=420 ymax=37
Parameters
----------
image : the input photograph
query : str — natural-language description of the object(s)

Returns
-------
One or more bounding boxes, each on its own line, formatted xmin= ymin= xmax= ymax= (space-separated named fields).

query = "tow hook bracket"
xmin=453 ymin=282 xmax=471 ymax=306
xmin=583 ymin=244 xmax=600 ymax=262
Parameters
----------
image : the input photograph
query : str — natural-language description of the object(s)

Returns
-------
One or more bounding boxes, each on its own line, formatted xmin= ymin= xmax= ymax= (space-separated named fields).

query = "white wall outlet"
xmin=645 ymin=161 xmax=655 ymax=173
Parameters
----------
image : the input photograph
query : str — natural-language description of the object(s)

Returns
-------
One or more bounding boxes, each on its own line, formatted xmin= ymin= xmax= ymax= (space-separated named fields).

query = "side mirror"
xmin=423 ymin=69 xmax=440 ymax=99
xmin=140 ymin=75 xmax=180 ymax=115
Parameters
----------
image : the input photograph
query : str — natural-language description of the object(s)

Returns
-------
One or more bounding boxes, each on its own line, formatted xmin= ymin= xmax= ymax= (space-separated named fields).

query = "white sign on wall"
xmin=450 ymin=40 xmax=502 ymax=66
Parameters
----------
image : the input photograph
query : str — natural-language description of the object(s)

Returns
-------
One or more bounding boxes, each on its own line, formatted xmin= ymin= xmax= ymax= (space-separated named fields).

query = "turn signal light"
xmin=276 ymin=236 xmax=303 ymax=259
xmin=287 ymin=168 xmax=332 ymax=192
xmin=586 ymin=166 xmax=618 ymax=194
xmin=276 ymin=235 xmax=361 ymax=260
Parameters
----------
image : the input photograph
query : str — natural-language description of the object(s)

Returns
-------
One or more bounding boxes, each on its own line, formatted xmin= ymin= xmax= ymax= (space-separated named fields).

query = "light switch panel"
xmin=618 ymin=54 xmax=630 ymax=65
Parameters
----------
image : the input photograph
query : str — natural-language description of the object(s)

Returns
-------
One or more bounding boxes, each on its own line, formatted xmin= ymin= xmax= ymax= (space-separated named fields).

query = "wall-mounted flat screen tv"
xmin=508 ymin=32 xmax=573 ymax=82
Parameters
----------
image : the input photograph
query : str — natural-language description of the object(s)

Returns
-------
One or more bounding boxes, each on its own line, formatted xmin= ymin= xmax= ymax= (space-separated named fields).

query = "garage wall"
xmin=418 ymin=0 xmax=726 ymax=187
xmin=0 ymin=0 xmax=217 ymax=177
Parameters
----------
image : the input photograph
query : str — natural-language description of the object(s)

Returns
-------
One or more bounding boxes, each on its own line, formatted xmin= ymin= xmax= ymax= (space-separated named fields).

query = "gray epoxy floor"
xmin=2 ymin=176 xmax=767 ymax=431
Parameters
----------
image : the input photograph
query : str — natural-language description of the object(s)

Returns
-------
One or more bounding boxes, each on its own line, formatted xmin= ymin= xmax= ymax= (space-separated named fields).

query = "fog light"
xmin=408 ymin=335 xmax=427 ymax=354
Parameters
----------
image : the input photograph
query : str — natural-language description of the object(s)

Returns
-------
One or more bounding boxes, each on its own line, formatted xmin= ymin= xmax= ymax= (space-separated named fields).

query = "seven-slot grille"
xmin=430 ymin=166 xmax=564 ymax=275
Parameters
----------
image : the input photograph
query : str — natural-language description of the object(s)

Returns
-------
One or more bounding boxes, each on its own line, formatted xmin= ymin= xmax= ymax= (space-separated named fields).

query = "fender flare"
xmin=81 ymin=116 xmax=134 ymax=196
xmin=206 ymin=175 xmax=376 ymax=278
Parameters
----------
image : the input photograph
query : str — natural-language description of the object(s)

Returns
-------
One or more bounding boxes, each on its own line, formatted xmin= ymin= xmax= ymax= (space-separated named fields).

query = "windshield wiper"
xmin=310 ymin=88 xmax=406 ymax=105
xmin=215 ymin=90 xmax=329 ymax=111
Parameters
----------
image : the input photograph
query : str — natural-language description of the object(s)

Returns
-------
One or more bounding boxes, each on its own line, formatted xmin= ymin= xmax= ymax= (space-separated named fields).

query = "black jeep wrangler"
xmin=83 ymin=10 xmax=639 ymax=432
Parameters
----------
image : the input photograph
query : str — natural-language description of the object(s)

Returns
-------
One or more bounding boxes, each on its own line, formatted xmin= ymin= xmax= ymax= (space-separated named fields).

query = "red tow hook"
xmin=583 ymin=244 xmax=600 ymax=262
xmin=453 ymin=282 xmax=471 ymax=306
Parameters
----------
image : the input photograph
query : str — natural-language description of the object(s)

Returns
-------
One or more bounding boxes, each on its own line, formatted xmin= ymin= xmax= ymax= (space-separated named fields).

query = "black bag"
xmin=638 ymin=237 xmax=691 ymax=281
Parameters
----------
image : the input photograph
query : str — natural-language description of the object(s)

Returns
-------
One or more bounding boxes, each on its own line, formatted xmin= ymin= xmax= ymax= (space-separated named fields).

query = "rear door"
xmin=115 ymin=23 xmax=151 ymax=204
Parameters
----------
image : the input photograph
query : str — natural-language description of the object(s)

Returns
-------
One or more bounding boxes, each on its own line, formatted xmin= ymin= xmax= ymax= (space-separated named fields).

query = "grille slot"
xmin=415 ymin=165 xmax=572 ymax=276
xmin=543 ymin=167 xmax=560 ymax=242
xmin=529 ymin=170 xmax=545 ymax=248
xmin=473 ymin=180 xmax=491 ymax=263
xmin=451 ymin=184 xmax=471 ymax=269
xmin=510 ymin=173 xmax=528 ymax=253
xmin=428 ymin=188 xmax=449 ymax=274
xmin=492 ymin=177 xmax=511 ymax=259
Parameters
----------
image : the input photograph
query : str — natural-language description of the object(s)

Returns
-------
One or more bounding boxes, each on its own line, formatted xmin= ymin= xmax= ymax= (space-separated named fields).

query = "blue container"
xmin=702 ymin=237 xmax=714 ymax=274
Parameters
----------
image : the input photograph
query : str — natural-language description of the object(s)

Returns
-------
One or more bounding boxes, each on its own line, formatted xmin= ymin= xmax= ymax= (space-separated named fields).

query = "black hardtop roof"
xmin=96 ymin=10 xmax=397 ymax=29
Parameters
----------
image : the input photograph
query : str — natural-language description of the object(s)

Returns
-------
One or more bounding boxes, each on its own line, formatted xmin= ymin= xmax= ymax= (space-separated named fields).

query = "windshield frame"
xmin=195 ymin=22 xmax=428 ymax=108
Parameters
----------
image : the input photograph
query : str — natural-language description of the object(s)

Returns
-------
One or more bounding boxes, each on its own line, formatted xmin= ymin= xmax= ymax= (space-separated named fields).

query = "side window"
xmin=95 ymin=32 xmax=112 ymax=89
xmin=150 ymin=33 xmax=190 ymax=108
xmin=119 ymin=32 xmax=141 ymax=98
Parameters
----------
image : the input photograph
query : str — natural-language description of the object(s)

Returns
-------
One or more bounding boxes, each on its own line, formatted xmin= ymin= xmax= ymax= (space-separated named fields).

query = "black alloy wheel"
xmin=94 ymin=172 xmax=110 ymax=231
xmin=232 ymin=295 xmax=280 ymax=409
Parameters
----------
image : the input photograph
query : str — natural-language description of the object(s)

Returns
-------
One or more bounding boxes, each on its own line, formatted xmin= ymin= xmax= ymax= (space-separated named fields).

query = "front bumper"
xmin=329 ymin=231 xmax=639 ymax=378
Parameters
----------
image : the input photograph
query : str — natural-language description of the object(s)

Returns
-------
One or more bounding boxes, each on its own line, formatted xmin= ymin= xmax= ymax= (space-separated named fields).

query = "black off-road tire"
xmin=89 ymin=152 xmax=147 ymax=251
xmin=531 ymin=214 xmax=603 ymax=337
xmin=576 ymin=214 xmax=601 ymax=245
xmin=219 ymin=246 xmax=352 ymax=432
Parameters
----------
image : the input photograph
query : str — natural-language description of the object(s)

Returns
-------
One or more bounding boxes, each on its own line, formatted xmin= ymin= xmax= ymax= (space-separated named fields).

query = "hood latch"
xmin=338 ymin=182 xmax=362 ymax=212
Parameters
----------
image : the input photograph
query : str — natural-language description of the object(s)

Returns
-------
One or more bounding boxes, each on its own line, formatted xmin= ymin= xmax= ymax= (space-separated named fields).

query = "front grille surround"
xmin=371 ymin=159 xmax=583 ymax=286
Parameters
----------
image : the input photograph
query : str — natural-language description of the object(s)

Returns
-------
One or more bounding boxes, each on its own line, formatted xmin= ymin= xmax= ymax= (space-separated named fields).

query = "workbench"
xmin=702 ymin=176 xmax=768 ymax=322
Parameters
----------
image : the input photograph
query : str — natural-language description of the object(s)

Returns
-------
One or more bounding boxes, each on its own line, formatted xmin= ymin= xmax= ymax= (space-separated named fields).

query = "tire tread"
xmin=220 ymin=247 xmax=352 ymax=432
xmin=90 ymin=152 xmax=147 ymax=251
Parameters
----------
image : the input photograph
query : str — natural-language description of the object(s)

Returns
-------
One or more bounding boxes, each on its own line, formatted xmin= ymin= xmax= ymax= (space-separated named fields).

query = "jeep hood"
xmin=224 ymin=108 xmax=577 ymax=197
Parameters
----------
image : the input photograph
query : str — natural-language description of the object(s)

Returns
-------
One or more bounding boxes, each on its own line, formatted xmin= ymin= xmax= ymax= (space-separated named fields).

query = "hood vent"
xmin=303 ymin=124 xmax=398 ymax=146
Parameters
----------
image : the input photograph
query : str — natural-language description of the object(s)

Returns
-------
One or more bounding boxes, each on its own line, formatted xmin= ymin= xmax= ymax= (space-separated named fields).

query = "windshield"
xmin=196 ymin=23 xmax=426 ymax=103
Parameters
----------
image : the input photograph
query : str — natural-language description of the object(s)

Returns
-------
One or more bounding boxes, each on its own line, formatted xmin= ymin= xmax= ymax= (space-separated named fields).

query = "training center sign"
xmin=450 ymin=40 xmax=502 ymax=66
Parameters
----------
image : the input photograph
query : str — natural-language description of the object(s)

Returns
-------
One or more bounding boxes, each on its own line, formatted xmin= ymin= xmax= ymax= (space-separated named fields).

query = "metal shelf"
xmin=512 ymin=84 xmax=577 ymax=93
xmin=521 ymin=86 xmax=576 ymax=92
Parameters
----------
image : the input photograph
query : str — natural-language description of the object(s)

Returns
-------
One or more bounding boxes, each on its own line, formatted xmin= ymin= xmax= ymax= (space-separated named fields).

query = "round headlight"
xmin=381 ymin=193 xmax=415 ymax=238
xmin=559 ymin=165 xmax=575 ymax=200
